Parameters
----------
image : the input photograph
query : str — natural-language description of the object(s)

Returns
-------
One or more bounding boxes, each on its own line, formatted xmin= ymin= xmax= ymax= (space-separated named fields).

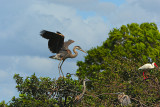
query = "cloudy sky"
xmin=1 ymin=0 xmax=160 ymax=102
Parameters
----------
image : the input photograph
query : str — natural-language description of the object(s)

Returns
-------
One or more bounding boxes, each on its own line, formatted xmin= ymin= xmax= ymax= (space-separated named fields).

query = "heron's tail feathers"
xmin=49 ymin=55 xmax=61 ymax=60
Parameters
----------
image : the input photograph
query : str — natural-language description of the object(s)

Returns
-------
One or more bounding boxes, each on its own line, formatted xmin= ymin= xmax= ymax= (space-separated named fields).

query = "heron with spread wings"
xmin=40 ymin=30 xmax=86 ymax=77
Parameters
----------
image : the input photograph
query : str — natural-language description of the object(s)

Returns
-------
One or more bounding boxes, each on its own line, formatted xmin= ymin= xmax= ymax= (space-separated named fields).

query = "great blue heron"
xmin=40 ymin=30 xmax=86 ymax=76
xmin=115 ymin=92 xmax=131 ymax=106
xmin=73 ymin=78 xmax=90 ymax=104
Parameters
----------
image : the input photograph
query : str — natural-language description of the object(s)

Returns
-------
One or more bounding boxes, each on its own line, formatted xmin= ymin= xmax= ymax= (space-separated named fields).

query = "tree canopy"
xmin=77 ymin=22 xmax=160 ymax=79
xmin=76 ymin=22 xmax=160 ymax=106
xmin=1 ymin=73 xmax=86 ymax=107
xmin=1 ymin=22 xmax=160 ymax=106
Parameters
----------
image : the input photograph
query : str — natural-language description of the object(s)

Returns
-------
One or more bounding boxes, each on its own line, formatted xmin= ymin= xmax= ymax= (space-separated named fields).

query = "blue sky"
xmin=1 ymin=0 xmax=160 ymax=102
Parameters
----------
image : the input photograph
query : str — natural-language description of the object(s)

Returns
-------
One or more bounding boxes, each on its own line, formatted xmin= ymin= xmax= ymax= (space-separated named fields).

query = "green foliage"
xmin=5 ymin=74 xmax=85 ymax=107
xmin=0 ymin=100 xmax=8 ymax=107
xmin=76 ymin=22 xmax=160 ymax=106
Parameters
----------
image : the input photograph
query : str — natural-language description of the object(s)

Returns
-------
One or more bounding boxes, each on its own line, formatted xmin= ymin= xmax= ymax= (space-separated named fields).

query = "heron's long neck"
xmin=73 ymin=80 xmax=86 ymax=103
xmin=82 ymin=81 xmax=86 ymax=95
xmin=79 ymin=81 xmax=86 ymax=98
xmin=71 ymin=47 xmax=78 ymax=58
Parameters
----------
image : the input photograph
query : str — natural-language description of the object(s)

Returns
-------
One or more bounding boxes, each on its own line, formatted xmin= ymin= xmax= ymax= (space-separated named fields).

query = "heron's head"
xmin=115 ymin=92 xmax=125 ymax=95
xmin=75 ymin=46 xmax=86 ymax=53
xmin=68 ymin=39 xmax=75 ymax=43
xmin=84 ymin=77 xmax=91 ymax=82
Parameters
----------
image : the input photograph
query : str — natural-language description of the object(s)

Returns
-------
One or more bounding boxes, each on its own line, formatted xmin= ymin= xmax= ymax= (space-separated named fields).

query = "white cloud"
xmin=128 ymin=0 xmax=160 ymax=14
xmin=0 ymin=84 xmax=18 ymax=102
xmin=0 ymin=70 xmax=10 ymax=83
xmin=48 ymin=0 xmax=97 ymax=10
xmin=94 ymin=2 xmax=117 ymax=15
xmin=102 ymin=0 xmax=160 ymax=29
xmin=0 ymin=55 xmax=80 ymax=79
xmin=0 ymin=69 xmax=18 ymax=102
xmin=0 ymin=0 xmax=108 ymax=57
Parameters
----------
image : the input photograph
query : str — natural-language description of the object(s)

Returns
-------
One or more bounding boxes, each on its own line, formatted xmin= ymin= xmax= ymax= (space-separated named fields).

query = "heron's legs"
xmin=59 ymin=60 xmax=64 ymax=77
xmin=58 ymin=60 xmax=63 ymax=77
xmin=58 ymin=59 xmax=64 ymax=77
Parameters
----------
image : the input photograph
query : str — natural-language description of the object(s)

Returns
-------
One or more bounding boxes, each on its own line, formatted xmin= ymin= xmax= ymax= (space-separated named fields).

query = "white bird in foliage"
xmin=138 ymin=62 xmax=158 ymax=80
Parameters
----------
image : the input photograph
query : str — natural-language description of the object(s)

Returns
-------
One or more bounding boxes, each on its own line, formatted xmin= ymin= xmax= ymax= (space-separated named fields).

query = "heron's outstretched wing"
xmin=40 ymin=30 xmax=64 ymax=53
xmin=62 ymin=39 xmax=75 ymax=50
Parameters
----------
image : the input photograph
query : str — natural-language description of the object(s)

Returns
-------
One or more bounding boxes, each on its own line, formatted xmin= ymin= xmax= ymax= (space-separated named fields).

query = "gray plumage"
xmin=116 ymin=92 xmax=131 ymax=106
xmin=73 ymin=78 xmax=90 ymax=104
xmin=40 ymin=30 xmax=86 ymax=76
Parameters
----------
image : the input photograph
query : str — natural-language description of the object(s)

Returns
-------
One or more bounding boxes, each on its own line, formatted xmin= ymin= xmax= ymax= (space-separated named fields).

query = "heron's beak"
xmin=114 ymin=93 xmax=120 ymax=95
xmin=84 ymin=77 xmax=91 ymax=82
xmin=86 ymin=79 xmax=91 ymax=81
xmin=80 ymin=49 xmax=86 ymax=53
